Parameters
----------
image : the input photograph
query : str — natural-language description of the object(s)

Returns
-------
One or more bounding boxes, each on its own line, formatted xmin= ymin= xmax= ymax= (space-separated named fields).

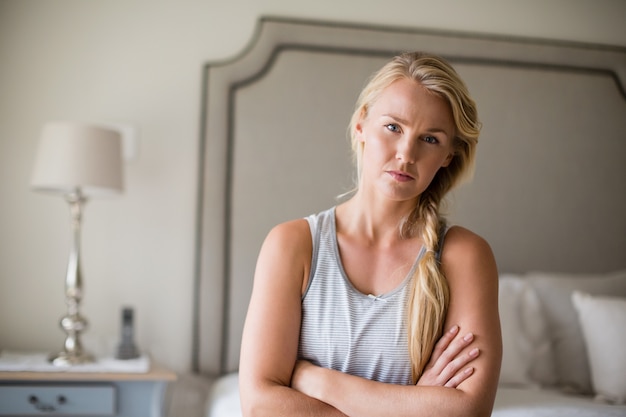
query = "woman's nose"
xmin=395 ymin=139 xmax=416 ymax=164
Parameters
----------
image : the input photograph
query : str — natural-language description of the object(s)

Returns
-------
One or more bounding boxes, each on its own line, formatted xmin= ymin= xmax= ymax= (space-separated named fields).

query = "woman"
xmin=239 ymin=52 xmax=502 ymax=416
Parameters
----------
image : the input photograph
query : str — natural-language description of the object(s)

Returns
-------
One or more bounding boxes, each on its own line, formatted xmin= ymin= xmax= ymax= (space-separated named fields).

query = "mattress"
xmin=206 ymin=373 xmax=626 ymax=417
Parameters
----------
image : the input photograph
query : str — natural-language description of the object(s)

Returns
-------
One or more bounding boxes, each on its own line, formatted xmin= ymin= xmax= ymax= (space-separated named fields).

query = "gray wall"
xmin=1 ymin=0 xmax=624 ymax=373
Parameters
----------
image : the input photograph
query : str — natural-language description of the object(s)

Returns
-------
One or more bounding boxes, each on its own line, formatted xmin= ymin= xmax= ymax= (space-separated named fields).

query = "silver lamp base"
xmin=49 ymin=191 xmax=95 ymax=366
xmin=49 ymin=351 xmax=94 ymax=366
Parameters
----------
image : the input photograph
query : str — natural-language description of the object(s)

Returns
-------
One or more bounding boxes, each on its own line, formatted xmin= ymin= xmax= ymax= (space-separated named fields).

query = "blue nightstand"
xmin=0 ymin=363 xmax=176 ymax=416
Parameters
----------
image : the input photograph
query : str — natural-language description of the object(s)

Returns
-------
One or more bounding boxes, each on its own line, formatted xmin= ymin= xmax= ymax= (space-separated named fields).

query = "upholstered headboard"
xmin=193 ymin=17 xmax=626 ymax=376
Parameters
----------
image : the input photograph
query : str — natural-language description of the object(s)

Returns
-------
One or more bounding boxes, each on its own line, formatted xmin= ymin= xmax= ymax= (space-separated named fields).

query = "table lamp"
xmin=31 ymin=122 xmax=123 ymax=366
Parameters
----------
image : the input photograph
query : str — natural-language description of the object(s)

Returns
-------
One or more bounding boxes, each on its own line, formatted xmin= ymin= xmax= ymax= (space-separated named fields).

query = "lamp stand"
xmin=49 ymin=189 xmax=95 ymax=365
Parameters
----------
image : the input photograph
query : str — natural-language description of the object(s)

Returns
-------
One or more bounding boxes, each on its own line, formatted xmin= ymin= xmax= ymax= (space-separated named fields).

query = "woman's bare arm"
xmin=290 ymin=226 xmax=502 ymax=417
xmin=239 ymin=219 xmax=348 ymax=417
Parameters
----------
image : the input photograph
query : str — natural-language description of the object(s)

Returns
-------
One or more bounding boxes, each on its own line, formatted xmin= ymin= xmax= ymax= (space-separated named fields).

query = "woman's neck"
xmin=336 ymin=193 xmax=419 ymax=246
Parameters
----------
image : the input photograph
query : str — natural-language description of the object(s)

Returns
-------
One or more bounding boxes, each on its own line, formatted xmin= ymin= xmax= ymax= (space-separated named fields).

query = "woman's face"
xmin=355 ymin=78 xmax=455 ymax=204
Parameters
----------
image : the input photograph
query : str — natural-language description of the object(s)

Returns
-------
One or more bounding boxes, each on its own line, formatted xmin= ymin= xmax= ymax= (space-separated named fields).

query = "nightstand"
xmin=0 ymin=363 xmax=177 ymax=416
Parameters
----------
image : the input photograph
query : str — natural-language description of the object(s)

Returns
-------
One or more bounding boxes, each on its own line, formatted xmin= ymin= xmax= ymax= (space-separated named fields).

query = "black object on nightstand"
xmin=115 ymin=307 xmax=140 ymax=360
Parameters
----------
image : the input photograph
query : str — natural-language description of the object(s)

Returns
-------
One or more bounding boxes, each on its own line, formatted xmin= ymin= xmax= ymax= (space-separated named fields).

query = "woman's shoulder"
xmin=256 ymin=218 xmax=314 ymax=294
xmin=441 ymin=225 xmax=497 ymax=281
xmin=267 ymin=207 xmax=334 ymax=244
xmin=266 ymin=217 xmax=312 ymax=249
xmin=443 ymin=225 xmax=492 ymax=254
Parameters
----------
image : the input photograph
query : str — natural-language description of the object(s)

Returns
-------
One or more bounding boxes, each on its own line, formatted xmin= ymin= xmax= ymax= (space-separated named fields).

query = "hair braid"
xmin=405 ymin=190 xmax=449 ymax=383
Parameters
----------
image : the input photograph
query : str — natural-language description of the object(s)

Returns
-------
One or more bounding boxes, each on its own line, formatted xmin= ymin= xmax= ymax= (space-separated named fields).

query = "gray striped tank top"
xmin=298 ymin=207 xmax=426 ymax=385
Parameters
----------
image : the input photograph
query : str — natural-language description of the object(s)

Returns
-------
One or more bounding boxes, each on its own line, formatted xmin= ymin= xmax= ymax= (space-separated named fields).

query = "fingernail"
xmin=449 ymin=325 xmax=459 ymax=334
xmin=465 ymin=367 xmax=474 ymax=375
xmin=463 ymin=332 xmax=474 ymax=342
xmin=469 ymin=348 xmax=479 ymax=357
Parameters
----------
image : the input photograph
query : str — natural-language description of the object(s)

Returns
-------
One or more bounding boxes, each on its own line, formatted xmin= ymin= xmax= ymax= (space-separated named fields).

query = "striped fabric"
xmin=298 ymin=207 xmax=426 ymax=385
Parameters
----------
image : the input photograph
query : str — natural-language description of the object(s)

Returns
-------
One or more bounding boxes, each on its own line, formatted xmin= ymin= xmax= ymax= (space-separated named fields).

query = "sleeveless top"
xmin=297 ymin=207 xmax=428 ymax=385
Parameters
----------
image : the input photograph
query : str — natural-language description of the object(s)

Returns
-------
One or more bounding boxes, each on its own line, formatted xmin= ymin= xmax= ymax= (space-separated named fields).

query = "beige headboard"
xmin=193 ymin=17 xmax=626 ymax=376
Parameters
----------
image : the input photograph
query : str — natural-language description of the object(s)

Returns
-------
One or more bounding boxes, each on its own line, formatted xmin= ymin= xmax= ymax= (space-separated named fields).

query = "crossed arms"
xmin=239 ymin=220 xmax=502 ymax=417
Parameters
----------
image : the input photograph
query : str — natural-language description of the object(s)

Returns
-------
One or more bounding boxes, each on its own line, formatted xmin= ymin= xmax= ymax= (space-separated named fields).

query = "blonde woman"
xmin=240 ymin=52 xmax=502 ymax=417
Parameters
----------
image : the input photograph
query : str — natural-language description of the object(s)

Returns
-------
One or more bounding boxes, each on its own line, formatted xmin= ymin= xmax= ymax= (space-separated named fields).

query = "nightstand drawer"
xmin=0 ymin=384 xmax=116 ymax=415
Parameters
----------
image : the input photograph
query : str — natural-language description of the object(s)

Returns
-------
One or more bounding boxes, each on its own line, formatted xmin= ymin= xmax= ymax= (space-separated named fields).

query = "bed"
xmin=187 ymin=17 xmax=626 ymax=417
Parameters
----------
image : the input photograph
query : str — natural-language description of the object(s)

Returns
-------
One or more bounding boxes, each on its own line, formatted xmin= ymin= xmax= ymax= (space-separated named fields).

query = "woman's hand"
xmin=417 ymin=324 xmax=480 ymax=388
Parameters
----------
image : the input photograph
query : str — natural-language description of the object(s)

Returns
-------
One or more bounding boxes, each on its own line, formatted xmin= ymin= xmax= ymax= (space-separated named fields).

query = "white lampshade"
xmin=31 ymin=122 xmax=123 ymax=196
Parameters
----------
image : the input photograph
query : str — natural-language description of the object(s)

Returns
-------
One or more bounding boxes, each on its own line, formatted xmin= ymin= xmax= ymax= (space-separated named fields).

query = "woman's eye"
xmin=385 ymin=124 xmax=400 ymax=133
xmin=423 ymin=136 xmax=439 ymax=144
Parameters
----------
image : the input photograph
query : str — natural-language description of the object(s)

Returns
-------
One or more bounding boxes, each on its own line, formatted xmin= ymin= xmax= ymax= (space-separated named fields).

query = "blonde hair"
xmin=348 ymin=52 xmax=480 ymax=382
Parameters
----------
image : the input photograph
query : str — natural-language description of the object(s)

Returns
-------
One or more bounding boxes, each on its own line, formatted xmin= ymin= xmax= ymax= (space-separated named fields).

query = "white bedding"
xmin=205 ymin=373 xmax=626 ymax=417
xmin=492 ymin=387 xmax=626 ymax=417
xmin=206 ymin=373 xmax=240 ymax=417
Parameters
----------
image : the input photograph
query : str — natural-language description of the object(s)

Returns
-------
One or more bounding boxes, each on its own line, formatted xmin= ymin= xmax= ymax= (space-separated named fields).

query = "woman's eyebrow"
xmin=382 ymin=113 xmax=409 ymax=124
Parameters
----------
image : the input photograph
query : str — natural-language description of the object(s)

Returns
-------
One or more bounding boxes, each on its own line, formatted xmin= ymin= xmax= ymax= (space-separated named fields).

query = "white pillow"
xmin=572 ymin=291 xmax=626 ymax=404
xmin=207 ymin=372 xmax=242 ymax=417
xmin=498 ymin=275 xmax=553 ymax=386
xmin=528 ymin=270 xmax=626 ymax=393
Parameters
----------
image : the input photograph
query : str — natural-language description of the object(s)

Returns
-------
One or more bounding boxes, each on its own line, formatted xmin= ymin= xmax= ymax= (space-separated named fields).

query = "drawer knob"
xmin=27 ymin=395 xmax=56 ymax=412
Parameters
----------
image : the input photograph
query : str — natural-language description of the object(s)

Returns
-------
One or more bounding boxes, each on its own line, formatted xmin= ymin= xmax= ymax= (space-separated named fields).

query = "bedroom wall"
xmin=0 ymin=0 xmax=624 ymax=373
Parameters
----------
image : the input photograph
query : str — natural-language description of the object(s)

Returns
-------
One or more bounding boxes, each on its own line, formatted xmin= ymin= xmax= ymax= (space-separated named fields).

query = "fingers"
xmin=444 ymin=366 xmax=475 ymax=388
xmin=428 ymin=325 xmax=460 ymax=366
xmin=439 ymin=347 xmax=480 ymax=388
xmin=417 ymin=325 xmax=481 ymax=388
xmin=429 ymin=326 xmax=476 ymax=376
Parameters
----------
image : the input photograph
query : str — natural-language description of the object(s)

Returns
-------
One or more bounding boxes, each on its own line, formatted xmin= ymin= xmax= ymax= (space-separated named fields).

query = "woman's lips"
xmin=387 ymin=170 xmax=414 ymax=182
